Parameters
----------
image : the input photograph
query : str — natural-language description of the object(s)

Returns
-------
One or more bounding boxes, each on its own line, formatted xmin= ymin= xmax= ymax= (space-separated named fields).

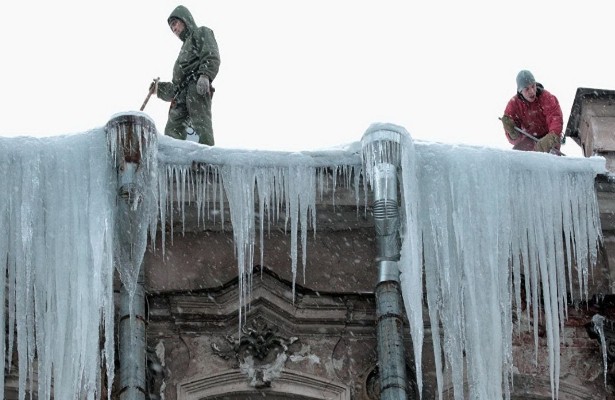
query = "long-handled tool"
xmin=498 ymin=117 xmax=565 ymax=156
xmin=140 ymin=77 xmax=160 ymax=111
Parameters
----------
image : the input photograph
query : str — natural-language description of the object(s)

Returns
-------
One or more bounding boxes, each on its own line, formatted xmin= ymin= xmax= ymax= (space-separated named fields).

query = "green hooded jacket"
xmin=158 ymin=5 xmax=220 ymax=102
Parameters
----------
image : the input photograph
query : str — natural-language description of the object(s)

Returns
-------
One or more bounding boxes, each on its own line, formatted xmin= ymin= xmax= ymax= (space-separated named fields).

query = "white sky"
xmin=1 ymin=1 xmax=614 ymax=156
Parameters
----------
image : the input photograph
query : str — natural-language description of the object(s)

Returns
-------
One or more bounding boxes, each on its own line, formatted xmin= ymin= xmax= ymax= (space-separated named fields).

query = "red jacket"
xmin=503 ymin=85 xmax=563 ymax=151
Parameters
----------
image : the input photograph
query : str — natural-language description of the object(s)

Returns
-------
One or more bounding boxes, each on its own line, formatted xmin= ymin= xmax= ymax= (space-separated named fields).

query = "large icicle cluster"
xmin=162 ymin=127 xmax=603 ymax=400
xmin=0 ymin=131 xmax=116 ymax=400
xmin=397 ymin=138 xmax=604 ymax=399
xmin=0 ymin=120 xmax=606 ymax=400
xmin=156 ymin=137 xmax=363 ymax=325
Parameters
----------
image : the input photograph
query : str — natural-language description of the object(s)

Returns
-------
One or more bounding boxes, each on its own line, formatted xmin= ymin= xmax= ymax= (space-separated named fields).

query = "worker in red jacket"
xmin=501 ymin=70 xmax=563 ymax=153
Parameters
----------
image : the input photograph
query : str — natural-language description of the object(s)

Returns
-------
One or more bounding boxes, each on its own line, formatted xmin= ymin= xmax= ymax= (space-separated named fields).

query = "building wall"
xmin=143 ymin=197 xmax=615 ymax=399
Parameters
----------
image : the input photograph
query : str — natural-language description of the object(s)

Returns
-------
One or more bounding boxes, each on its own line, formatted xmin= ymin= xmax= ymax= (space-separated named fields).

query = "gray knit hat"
xmin=516 ymin=70 xmax=535 ymax=92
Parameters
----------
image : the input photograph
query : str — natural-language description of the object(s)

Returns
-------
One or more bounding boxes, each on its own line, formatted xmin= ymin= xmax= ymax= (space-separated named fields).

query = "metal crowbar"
xmin=498 ymin=117 xmax=565 ymax=156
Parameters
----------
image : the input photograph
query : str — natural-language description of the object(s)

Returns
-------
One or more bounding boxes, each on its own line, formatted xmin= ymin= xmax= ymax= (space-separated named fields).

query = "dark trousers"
xmin=164 ymin=83 xmax=214 ymax=146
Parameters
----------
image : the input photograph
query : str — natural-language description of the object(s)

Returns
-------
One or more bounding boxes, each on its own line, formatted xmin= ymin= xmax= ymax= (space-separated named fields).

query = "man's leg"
xmin=164 ymin=101 xmax=189 ymax=140
xmin=186 ymin=84 xmax=214 ymax=146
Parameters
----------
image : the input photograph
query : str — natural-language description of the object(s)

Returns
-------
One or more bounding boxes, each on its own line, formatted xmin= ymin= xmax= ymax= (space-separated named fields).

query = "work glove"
xmin=501 ymin=115 xmax=519 ymax=140
xmin=534 ymin=133 xmax=560 ymax=153
xmin=196 ymin=75 xmax=210 ymax=96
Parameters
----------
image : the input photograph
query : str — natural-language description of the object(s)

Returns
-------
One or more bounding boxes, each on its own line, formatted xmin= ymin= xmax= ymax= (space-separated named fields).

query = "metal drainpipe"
xmin=106 ymin=113 xmax=155 ymax=400
xmin=362 ymin=125 xmax=409 ymax=400
xmin=119 ymin=268 xmax=146 ymax=400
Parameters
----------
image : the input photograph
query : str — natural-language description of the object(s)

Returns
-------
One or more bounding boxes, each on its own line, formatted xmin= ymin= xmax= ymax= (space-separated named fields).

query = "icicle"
xmin=0 ymin=130 xmax=117 ymax=400
xmin=289 ymin=162 xmax=316 ymax=287
xmin=221 ymin=165 xmax=258 ymax=331
xmin=154 ymin=141 xmax=364 ymax=337
xmin=397 ymin=132 xmax=427 ymax=399
xmin=394 ymin=135 xmax=605 ymax=400
xmin=591 ymin=314 xmax=608 ymax=387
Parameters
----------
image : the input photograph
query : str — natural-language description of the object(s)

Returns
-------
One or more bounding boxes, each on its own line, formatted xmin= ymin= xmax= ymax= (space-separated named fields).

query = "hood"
xmin=168 ymin=5 xmax=197 ymax=40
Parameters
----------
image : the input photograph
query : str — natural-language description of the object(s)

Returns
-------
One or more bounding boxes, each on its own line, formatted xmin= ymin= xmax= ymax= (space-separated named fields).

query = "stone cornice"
xmin=147 ymin=266 xmax=378 ymax=337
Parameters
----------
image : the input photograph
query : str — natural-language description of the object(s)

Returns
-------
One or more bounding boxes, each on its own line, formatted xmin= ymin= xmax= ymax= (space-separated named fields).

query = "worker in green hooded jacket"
xmin=149 ymin=5 xmax=220 ymax=146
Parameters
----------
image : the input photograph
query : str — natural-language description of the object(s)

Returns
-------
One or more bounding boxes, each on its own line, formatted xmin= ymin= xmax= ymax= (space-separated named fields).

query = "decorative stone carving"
xmin=211 ymin=316 xmax=299 ymax=387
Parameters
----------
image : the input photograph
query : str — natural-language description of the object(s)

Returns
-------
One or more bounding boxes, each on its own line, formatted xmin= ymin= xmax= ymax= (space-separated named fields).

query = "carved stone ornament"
xmin=211 ymin=316 xmax=299 ymax=387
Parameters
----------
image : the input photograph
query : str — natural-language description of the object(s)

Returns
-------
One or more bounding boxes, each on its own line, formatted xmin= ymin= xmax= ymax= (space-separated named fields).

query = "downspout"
xmin=362 ymin=125 xmax=409 ymax=400
xmin=119 ymin=269 xmax=146 ymax=400
xmin=106 ymin=113 xmax=157 ymax=400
